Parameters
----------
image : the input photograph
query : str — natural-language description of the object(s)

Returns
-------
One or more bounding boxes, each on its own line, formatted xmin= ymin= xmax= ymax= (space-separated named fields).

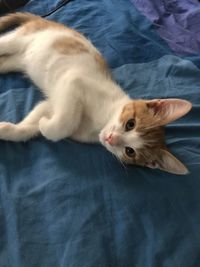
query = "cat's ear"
xmin=146 ymin=149 xmax=188 ymax=175
xmin=146 ymin=99 xmax=192 ymax=126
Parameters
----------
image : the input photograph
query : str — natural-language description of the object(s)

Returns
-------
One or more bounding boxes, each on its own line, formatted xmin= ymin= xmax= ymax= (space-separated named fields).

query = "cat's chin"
xmin=102 ymin=142 xmax=114 ymax=154
xmin=99 ymin=130 xmax=114 ymax=153
xmin=99 ymin=129 xmax=106 ymax=145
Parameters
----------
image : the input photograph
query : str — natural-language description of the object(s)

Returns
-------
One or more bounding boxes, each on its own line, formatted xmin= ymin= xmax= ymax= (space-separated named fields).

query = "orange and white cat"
xmin=0 ymin=13 xmax=192 ymax=174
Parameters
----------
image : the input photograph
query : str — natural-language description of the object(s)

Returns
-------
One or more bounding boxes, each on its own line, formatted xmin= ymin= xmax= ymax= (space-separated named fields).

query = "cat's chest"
xmin=71 ymin=90 xmax=112 ymax=140
xmin=71 ymin=110 xmax=106 ymax=143
xmin=70 ymin=78 xmax=125 ymax=142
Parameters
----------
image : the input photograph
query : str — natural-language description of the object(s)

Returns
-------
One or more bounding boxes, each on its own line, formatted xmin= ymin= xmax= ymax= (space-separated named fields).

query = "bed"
xmin=0 ymin=0 xmax=200 ymax=266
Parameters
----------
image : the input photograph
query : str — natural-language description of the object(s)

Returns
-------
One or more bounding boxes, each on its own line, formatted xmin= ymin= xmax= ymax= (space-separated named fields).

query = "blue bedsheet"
xmin=0 ymin=0 xmax=200 ymax=266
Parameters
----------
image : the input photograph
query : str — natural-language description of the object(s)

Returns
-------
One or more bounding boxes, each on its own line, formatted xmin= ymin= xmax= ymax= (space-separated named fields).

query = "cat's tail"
xmin=0 ymin=12 xmax=39 ymax=32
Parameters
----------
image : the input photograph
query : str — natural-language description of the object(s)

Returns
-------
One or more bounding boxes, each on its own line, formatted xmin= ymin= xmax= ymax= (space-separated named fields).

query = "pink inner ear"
xmin=147 ymin=100 xmax=167 ymax=116
xmin=146 ymin=161 xmax=159 ymax=169
xmin=147 ymin=98 xmax=192 ymax=125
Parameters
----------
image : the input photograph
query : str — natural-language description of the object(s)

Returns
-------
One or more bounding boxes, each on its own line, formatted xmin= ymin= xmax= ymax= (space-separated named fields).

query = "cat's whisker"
xmin=112 ymin=147 xmax=127 ymax=171
xmin=119 ymin=158 xmax=128 ymax=171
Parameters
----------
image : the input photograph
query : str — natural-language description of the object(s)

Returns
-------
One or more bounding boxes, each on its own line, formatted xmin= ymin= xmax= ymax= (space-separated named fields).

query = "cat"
xmin=0 ymin=13 xmax=192 ymax=174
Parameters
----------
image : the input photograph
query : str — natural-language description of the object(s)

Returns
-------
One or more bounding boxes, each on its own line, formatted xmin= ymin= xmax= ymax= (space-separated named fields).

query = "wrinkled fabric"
xmin=132 ymin=0 xmax=200 ymax=55
xmin=0 ymin=0 xmax=200 ymax=267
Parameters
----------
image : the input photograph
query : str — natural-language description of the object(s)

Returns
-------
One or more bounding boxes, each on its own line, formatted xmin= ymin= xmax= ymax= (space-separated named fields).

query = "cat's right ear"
xmin=146 ymin=98 xmax=192 ymax=126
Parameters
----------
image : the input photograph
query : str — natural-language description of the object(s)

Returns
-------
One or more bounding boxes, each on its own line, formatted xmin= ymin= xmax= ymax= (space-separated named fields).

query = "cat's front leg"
xmin=39 ymin=116 xmax=73 ymax=142
xmin=39 ymin=75 xmax=84 ymax=141
xmin=39 ymin=108 xmax=82 ymax=142
xmin=0 ymin=122 xmax=38 ymax=141
xmin=0 ymin=101 xmax=50 ymax=141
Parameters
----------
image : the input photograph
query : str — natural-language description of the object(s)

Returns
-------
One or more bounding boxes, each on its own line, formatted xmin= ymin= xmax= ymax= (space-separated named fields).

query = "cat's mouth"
xmin=99 ymin=130 xmax=121 ymax=148
xmin=99 ymin=137 xmax=115 ymax=154
xmin=99 ymin=130 xmax=112 ymax=147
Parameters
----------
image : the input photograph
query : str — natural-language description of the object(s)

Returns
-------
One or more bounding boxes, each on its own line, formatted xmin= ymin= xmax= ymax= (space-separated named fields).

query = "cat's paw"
xmin=39 ymin=117 xmax=60 ymax=142
xmin=0 ymin=122 xmax=14 ymax=131
xmin=0 ymin=122 xmax=15 ymax=139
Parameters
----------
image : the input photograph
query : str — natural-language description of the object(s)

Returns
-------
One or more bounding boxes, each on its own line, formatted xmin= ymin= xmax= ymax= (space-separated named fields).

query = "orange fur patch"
xmin=15 ymin=14 xmax=110 ymax=73
xmin=53 ymin=37 xmax=89 ymax=55
xmin=94 ymin=52 xmax=109 ymax=73
xmin=20 ymin=19 xmax=49 ymax=34
xmin=119 ymin=102 xmax=135 ymax=125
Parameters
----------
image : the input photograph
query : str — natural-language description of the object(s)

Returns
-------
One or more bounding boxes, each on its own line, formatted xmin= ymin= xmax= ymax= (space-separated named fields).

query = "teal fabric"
xmin=0 ymin=0 xmax=200 ymax=266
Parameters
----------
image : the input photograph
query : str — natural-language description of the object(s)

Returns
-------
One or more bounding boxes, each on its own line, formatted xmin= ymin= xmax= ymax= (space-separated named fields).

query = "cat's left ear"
xmin=146 ymin=98 xmax=192 ymax=126
xmin=146 ymin=149 xmax=188 ymax=175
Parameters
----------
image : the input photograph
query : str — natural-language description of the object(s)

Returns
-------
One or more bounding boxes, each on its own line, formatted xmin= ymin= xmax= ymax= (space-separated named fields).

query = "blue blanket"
xmin=1 ymin=0 xmax=200 ymax=266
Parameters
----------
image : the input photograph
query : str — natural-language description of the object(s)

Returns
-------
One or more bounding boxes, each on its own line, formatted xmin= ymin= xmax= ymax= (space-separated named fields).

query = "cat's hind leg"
xmin=0 ymin=30 xmax=27 ymax=73
xmin=0 ymin=101 xmax=50 ymax=141
xmin=39 ymin=101 xmax=82 ymax=142
xmin=0 ymin=30 xmax=23 ymax=56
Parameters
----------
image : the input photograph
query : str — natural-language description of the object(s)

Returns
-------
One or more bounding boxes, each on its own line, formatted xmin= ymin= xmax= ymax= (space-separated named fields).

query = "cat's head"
xmin=99 ymin=98 xmax=192 ymax=175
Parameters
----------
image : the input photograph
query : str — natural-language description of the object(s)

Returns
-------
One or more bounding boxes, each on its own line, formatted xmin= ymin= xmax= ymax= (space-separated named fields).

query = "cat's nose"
xmin=105 ymin=133 xmax=120 ymax=146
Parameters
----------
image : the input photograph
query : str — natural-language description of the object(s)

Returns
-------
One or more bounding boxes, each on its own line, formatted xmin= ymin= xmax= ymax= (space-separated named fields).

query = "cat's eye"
xmin=125 ymin=146 xmax=135 ymax=157
xmin=125 ymin=119 xmax=135 ymax=131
